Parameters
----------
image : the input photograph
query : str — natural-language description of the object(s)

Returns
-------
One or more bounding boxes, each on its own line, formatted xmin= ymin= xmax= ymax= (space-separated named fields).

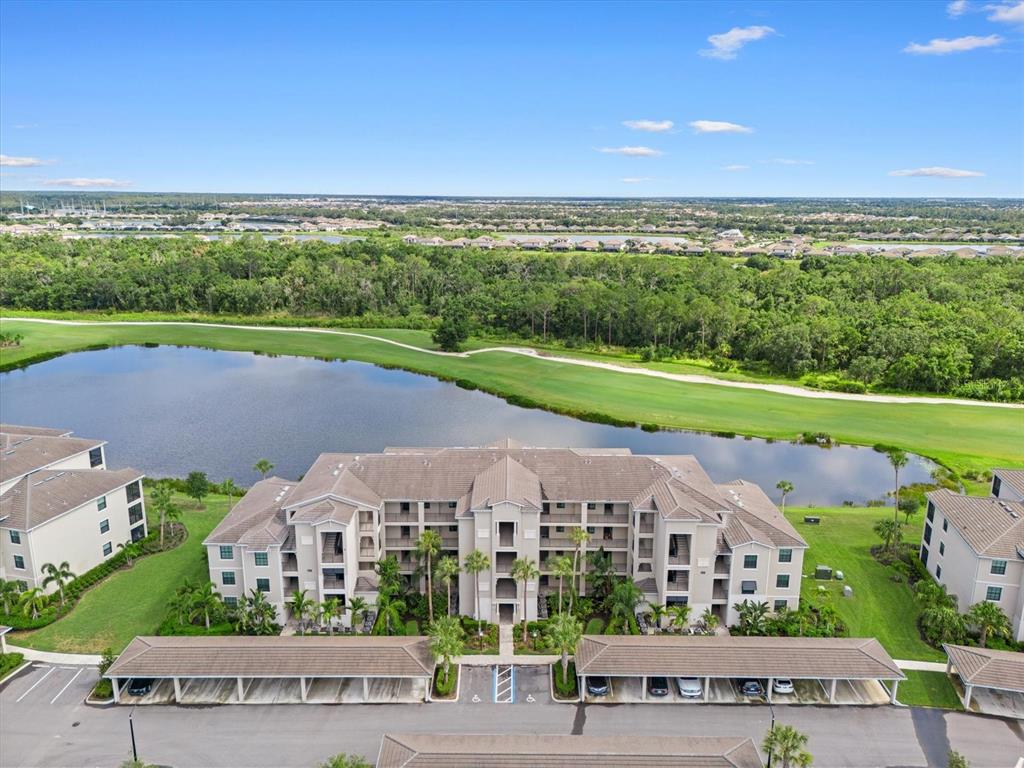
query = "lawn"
xmin=785 ymin=506 xmax=944 ymax=662
xmin=897 ymin=671 xmax=963 ymax=710
xmin=2 ymin=315 xmax=1021 ymax=478
xmin=14 ymin=491 xmax=229 ymax=654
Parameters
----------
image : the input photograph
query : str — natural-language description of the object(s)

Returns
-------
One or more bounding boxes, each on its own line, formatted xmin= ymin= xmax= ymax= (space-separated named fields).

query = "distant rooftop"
xmin=0 ymin=467 xmax=142 ymax=531
xmin=927 ymin=489 xmax=1024 ymax=559
xmin=0 ymin=430 xmax=105 ymax=486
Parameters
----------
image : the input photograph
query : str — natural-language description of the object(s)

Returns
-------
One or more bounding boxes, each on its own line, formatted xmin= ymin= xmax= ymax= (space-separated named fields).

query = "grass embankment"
xmin=898 ymin=671 xmax=963 ymax=710
xmin=15 ymin=492 xmax=229 ymax=654
xmin=2 ymin=316 xmax=1021 ymax=477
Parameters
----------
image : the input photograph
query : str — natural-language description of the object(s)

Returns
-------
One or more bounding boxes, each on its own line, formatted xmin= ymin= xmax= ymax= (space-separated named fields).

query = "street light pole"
xmin=129 ymin=706 xmax=138 ymax=762
xmin=766 ymin=697 xmax=776 ymax=768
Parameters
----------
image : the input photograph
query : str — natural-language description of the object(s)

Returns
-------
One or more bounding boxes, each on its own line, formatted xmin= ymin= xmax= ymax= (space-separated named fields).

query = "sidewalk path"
xmin=895 ymin=659 xmax=948 ymax=672
xmin=9 ymin=318 xmax=1021 ymax=409
xmin=498 ymin=624 xmax=514 ymax=657
xmin=6 ymin=643 xmax=101 ymax=667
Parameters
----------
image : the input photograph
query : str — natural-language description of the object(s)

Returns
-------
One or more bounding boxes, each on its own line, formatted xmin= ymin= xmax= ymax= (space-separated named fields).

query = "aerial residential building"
xmin=991 ymin=469 xmax=1024 ymax=502
xmin=920 ymin=487 xmax=1024 ymax=641
xmin=0 ymin=425 xmax=147 ymax=592
xmin=205 ymin=439 xmax=806 ymax=626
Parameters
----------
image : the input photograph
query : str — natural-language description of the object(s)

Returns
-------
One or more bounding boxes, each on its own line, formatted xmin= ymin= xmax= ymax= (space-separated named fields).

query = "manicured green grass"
xmin=2 ymin=316 xmax=1021 ymax=478
xmin=785 ymin=506 xmax=943 ymax=662
xmin=14 ymin=492 xmax=229 ymax=654
xmin=898 ymin=670 xmax=963 ymax=710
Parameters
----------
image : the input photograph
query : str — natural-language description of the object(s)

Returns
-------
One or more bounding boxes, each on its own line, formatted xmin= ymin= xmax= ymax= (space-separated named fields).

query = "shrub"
xmin=0 ymin=652 xmax=25 ymax=679
xmin=91 ymin=678 xmax=113 ymax=699
xmin=584 ymin=617 xmax=605 ymax=635
xmin=434 ymin=666 xmax=458 ymax=697
xmin=553 ymin=661 xmax=578 ymax=698
xmin=404 ymin=619 xmax=420 ymax=636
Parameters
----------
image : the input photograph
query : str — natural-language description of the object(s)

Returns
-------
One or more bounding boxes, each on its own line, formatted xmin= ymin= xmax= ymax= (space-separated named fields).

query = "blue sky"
xmin=1 ymin=0 xmax=1022 ymax=197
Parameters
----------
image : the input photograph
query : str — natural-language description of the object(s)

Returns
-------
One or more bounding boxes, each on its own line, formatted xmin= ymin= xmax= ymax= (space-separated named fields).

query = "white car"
xmin=772 ymin=678 xmax=795 ymax=695
xmin=676 ymin=677 xmax=703 ymax=698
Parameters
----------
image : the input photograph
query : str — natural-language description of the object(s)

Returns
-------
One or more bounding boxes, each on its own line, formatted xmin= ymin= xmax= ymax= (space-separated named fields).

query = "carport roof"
xmin=575 ymin=635 xmax=904 ymax=680
xmin=944 ymin=644 xmax=1024 ymax=693
xmin=107 ymin=635 xmax=434 ymax=679
xmin=377 ymin=734 xmax=763 ymax=768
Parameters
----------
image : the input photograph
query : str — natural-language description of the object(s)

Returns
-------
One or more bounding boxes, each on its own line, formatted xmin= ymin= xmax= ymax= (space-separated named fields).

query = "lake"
xmin=0 ymin=346 xmax=936 ymax=506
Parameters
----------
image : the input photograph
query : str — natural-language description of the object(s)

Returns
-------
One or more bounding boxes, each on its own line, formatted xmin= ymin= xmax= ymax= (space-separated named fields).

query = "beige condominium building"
xmin=0 ymin=424 xmax=147 ymax=591
xmin=921 ymin=470 xmax=1024 ymax=642
xmin=206 ymin=439 xmax=806 ymax=627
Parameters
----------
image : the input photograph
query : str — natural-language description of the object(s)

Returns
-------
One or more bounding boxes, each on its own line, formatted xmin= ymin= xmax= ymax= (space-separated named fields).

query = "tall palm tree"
xmin=321 ymin=597 xmax=341 ymax=635
xmin=150 ymin=482 xmax=181 ymax=549
xmin=463 ymin=549 xmax=490 ymax=636
xmin=551 ymin=555 xmax=574 ymax=614
xmin=547 ymin=610 xmax=583 ymax=684
xmin=873 ymin=518 xmax=904 ymax=555
xmin=416 ymin=529 xmax=442 ymax=623
xmin=763 ymin=724 xmax=813 ymax=768
xmin=511 ymin=557 xmax=539 ymax=643
xmin=776 ymin=480 xmax=794 ymax=513
xmin=41 ymin=561 xmax=75 ymax=607
xmin=348 ymin=595 xmax=369 ymax=632
xmin=668 ymin=602 xmax=692 ymax=633
xmin=608 ymin=578 xmax=642 ymax=634
xmin=569 ymin=527 xmax=591 ymax=611
xmin=427 ymin=615 xmax=465 ymax=689
xmin=0 ymin=580 xmax=22 ymax=614
xmin=733 ymin=600 xmax=770 ymax=636
xmin=375 ymin=555 xmax=402 ymax=595
xmin=253 ymin=459 xmax=274 ymax=479
xmin=436 ymin=556 xmax=460 ymax=617
xmin=289 ymin=589 xmax=315 ymax=634
xmin=187 ymin=581 xmax=222 ymax=630
xmin=18 ymin=587 xmax=47 ymax=619
xmin=374 ymin=591 xmax=406 ymax=636
xmin=888 ymin=449 xmax=908 ymax=522
xmin=222 ymin=478 xmax=241 ymax=510
xmin=967 ymin=601 xmax=1011 ymax=648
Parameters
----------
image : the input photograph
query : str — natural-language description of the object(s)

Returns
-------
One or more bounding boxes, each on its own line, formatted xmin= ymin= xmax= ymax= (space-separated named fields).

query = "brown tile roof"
xmin=0 ymin=424 xmax=74 ymax=438
xmin=204 ymin=477 xmax=294 ymax=547
xmin=574 ymin=635 xmax=904 ymax=680
xmin=469 ymin=456 xmax=541 ymax=509
xmin=106 ymin=635 xmax=435 ymax=679
xmin=994 ymin=468 xmax=1024 ymax=498
xmin=717 ymin=481 xmax=806 ymax=549
xmin=944 ymin=644 xmax=1024 ymax=693
xmin=289 ymin=498 xmax=358 ymax=526
xmin=927 ymin=489 xmax=1024 ymax=559
xmin=0 ymin=467 xmax=143 ymax=531
xmin=376 ymin=734 xmax=763 ymax=768
xmin=1 ymin=432 xmax=104 ymax=484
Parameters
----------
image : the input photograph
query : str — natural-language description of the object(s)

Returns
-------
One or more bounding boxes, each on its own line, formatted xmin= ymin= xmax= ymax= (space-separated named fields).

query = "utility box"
xmin=843 ymin=585 xmax=854 ymax=598
xmin=815 ymin=565 xmax=833 ymax=580
xmin=835 ymin=570 xmax=845 ymax=581
xmin=804 ymin=516 xmax=821 ymax=524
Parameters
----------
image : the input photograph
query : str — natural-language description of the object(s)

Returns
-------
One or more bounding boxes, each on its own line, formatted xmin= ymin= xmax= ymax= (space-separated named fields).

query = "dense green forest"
xmin=2 ymin=234 xmax=1022 ymax=400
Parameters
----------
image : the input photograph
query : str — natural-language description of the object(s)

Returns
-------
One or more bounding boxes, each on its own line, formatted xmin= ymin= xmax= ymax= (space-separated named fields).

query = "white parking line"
xmin=50 ymin=668 xmax=84 ymax=704
xmin=16 ymin=666 xmax=56 ymax=702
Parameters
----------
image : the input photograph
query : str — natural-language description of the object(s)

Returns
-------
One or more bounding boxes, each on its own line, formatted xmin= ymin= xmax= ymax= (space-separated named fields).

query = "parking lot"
xmin=118 ymin=676 xmax=427 ymax=705
xmin=585 ymin=677 xmax=892 ymax=706
xmin=3 ymin=662 xmax=98 ymax=708
xmin=458 ymin=665 xmax=553 ymax=705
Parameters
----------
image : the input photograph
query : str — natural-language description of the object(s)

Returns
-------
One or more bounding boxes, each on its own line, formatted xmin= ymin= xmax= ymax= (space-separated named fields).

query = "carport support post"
xmin=889 ymin=679 xmax=899 ymax=705
xmin=363 ymin=677 xmax=369 ymax=701
xmin=703 ymin=677 xmax=710 ymax=703
xmin=829 ymin=678 xmax=836 ymax=704
xmin=300 ymin=677 xmax=307 ymax=702
xmin=173 ymin=677 xmax=182 ymax=703
xmin=964 ymin=684 xmax=973 ymax=709
xmin=642 ymin=677 xmax=647 ymax=701
xmin=112 ymin=678 xmax=120 ymax=704
xmin=767 ymin=678 xmax=773 ymax=703
xmin=237 ymin=677 xmax=245 ymax=702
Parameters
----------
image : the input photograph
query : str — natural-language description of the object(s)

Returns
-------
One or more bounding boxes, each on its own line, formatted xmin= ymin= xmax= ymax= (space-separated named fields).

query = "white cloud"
xmin=947 ymin=0 xmax=969 ymax=16
xmin=622 ymin=120 xmax=674 ymax=132
xmin=43 ymin=177 xmax=132 ymax=188
xmin=700 ymin=25 xmax=776 ymax=60
xmin=597 ymin=146 xmax=663 ymax=157
xmin=689 ymin=120 xmax=754 ymax=134
xmin=903 ymin=34 xmax=1003 ymax=54
xmin=986 ymin=1 xmax=1024 ymax=22
xmin=888 ymin=166 xmax=984 ymax=178
xmin=723 ymin=164 xmax=750 ymax=171
xmin=0 ymin=154 xmax=49 ymax=167
xmin=621 ymin=177 xmax=655 ymax=183
xmin=766 ymin=158 xmax=815 ymax=165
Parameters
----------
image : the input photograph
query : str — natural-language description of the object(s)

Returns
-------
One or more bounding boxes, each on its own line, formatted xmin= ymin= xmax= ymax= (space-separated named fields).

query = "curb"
xmin=0 ymin=659 xmax=32 ymax=689
xmin=549 ymin=663 xmax=581 ymax=704
xmin=430 ymin=664 xmax=462 ymax=704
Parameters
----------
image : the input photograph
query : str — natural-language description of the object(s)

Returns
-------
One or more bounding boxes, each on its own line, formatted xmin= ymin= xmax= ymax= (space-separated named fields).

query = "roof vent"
xmin=332 ymin=470 xmax=339 ymax=477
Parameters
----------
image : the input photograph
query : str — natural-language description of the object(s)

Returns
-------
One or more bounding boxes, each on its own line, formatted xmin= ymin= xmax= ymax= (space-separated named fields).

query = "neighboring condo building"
xmin=205 ymin=439 xmax=806 ymax=626
xmin=921 ymin=476 xmax=1024 ymax=642
xmin=0 ymin=424 xmax=147 ymax=592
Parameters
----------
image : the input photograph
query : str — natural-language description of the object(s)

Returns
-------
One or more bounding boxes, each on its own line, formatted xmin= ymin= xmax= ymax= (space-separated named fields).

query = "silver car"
xmin=676 ymin=677 xmax=703 ymax=698
xmin=772 ymin=678 xmax=795 ymax=695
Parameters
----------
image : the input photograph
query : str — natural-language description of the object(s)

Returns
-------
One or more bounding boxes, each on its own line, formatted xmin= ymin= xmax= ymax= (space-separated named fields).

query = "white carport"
xmin=944 ymin=643 xmax=1024 ymax=715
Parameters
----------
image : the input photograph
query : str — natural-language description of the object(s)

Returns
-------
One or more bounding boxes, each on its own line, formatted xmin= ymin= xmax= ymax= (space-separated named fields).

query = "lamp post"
xmin=766 ymin=696 xmax=776 ymax=768
xmin=129 ymin=706 xmax=138 ymax=763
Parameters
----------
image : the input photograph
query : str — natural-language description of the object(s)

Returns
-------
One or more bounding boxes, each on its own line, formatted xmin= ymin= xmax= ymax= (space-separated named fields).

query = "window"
xmin=99 ymin=519 xmax=109 ymax=534
xmin=986 ymin=586 xmax=1002 ymax=602
xmin=89 ymin=446 xmax=103 ymax=467
xmin=541 ymin=527 xmax=549 ymax=539
xmin=587 ymin=503 xmax=596 ymax=510
xmin=923 ymin=524 xmax=932 ymax=544
xmin=741 ymin=580 xmax=756 ymax=595
xmin=776 ymin=574 xmax=790 ymax=589
xmin=129 ymin=503 xmax=143 ymax=525
xmin=254 ymin=552 xmax=269 ymax=567
xmin=224 ymin=596 xmax=238 ymax=607
xmin=256 ymin=578 xmax=271 ymax=593
xmin=401 ymin=525 xmax=411 ymax=538
xmin=8 ymin=530 xmax=20 ymax=545
xmin=992 ymin=560 xmax=1007 ymax=575
xmin=222 ymin=571 xmax=236 ymax=586
xmin=778 ymin=548 xmax=792 ymax=563
xmin=939 ymin=542 xmax=945 ymax=556
xmin=992 ymin=477 xmax=1002 ymax=497
xmin=542 ymin=503 xmax=550 ymax=513
xmin=743 ymin=554 xmax=758 ymax=569
xmin=102 ymin=542 xmax=113 ymax=557
xmin=936 ymin=565 xmax=942 ymax=579
xmin=424 ymin=502 xmax=431 ymax=509
xmin=13 ymin=554 xmax=25 ymax=570
xmin=126 ymin=481 xmax=141 ymax=503
xmin=219 ymin=545 xmax=233 ymax=560
xmin=555 ymin=526 xmax=564 ymax=533
xmin=586 ymin=526 xmax=596 ymax=535
xmin=926 ymin=501 xmax=935 ymax=522
xmin=774 ymin=599 xmax=788 ymax=611
xmin=400 ymin=502 xmax=410 ymax=512
xmin=603 ymin=527 xmax=612 ymax=541
xmin=16 ymin=580 xmax=27 ymax=592
xmin=555 ymin=502 xmax=565 ymax=509
xmin=131 ymin=524 xmax=145 ymax=542
xmin=97 ymin=496 xmax=107 ymax=511
xmin=448 ymin=525 xmax=457 ymax=532
xmin=448 ymin=501 xmax=457 ymax=509
xmin=942 ymin=519 xmax=948 ymax=532
xmin=920 ymin=546 xmax=929 ymax=566
xmin=604 ymin=503 xmax=613 ymax=512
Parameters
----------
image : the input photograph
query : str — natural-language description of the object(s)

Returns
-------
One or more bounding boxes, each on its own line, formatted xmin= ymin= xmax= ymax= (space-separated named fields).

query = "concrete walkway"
xmin=896 ymin=659 xmax=948 ymax=672
xmin=498 ymin=624 xmax=514 ymax=656
xmin=457 ymin=654 xmax=559 ymax=666
xmin=10 ymin=318 xmax=1020 ymax=409
xmin=6 ymin=643 xmax=102 ymax=666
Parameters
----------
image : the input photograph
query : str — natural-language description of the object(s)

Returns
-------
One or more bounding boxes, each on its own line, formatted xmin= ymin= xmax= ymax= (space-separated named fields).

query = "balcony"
xmin=384 ymin=535 xmax=415 ymax=548
xmin=321 ymin=533 xmax=345 ymax=563
xmin=384 ymin=508 xmax=419 ymax=523
xmin=539 ymin=537 xmax=575 ymax=549
xmin=540 ymin=511 xmax=582 ymax=524
xmin=281 ymin=554 xmax=298 ymax=573
xmin=423 ymin=511 xmax=457 ymax=524
xmin=637 ymin=543 xmax=653 ymax=559
xmin=666 ymin=571 xmax=690 ymax=592
xmin=668 ymin=535 xmax=690 ymax=566
xmin=714 ymin=556 xmax=731 ymax=576
xmin=592 ymin=512 xmax=630 ymax=525
xmin=497 ymin=522 xmax=515 ymax=548
xmin=359 ymin=522 xmax=375 ymax=533
xmin=638 ymin=520 xmax=655 ymax=535
xmin=283 ymin=576 xmax=299 ymax=593
xmin=712 ymin=583 xmax=728 ymax=601
xmin=495 ymin=578 xmax=517 ymax=599
xmin=322 ymin=570 xmax=346 ymax=592
xmin=598 ymin=535 xmax=628 ymax=549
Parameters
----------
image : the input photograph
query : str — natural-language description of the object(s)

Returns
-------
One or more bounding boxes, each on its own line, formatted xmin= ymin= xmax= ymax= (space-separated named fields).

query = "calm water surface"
xmin=0 ymin=346 xmax=936 ymax=506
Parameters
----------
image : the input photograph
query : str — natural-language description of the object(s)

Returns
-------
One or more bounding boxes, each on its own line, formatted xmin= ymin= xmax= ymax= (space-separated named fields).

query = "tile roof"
xmin=944 ymin=644 xmax=1024 ymax=693
xmin=717 ymin=481 xmax=807 ymax=549
xmin=376 ymin=734 xmax=763 ymax=768
xmin=574 ymin=635 xmax=904 ymax=680
xmin=0 ymin=424 xmax=74 ymax=438
xmin=469 ymin=456 xmax=541 ymax=509
xmin=927 ymin=489 xmax=1024 ymax=559
xmin=204 ymin=477 xmax=294 ymax=547
xmin=994 ymin=468 xmax=1024 ymax=499
xmin=0 ymin=467 xmax=143 ymax=531
xmin=106 ymin=635 xmax=435 ymax=679
xmin=0 ymin=432 xmax=104 ymax=484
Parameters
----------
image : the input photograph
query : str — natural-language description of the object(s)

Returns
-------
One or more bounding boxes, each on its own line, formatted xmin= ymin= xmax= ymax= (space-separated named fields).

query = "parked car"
xmin=772 ymin=678 xmax=795 ymax=695
xmin=647 ymin=676 xmax=669 ymax=697
xmin=127 ymin=678 xmax=154 ymax=696
xmin=586 ymin=676 xmax=610 ymax=696
xmin=739 ymin=679 xmax=764 ymax=697
xmin=676 ymin=677 xmax=703 ymax=698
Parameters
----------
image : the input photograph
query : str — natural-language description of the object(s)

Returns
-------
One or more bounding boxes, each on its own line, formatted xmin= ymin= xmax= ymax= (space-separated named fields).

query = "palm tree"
xmin=733 ymin=600 xmax=770 ymax=635
xmin=289 ymin=589 xmax=315 ymax=634
xmin=18 ymin=587 xmax=47 ymax=619
xmin=511 ymin=557 xmax=539 ymax=643
xmin=187 ymin=581 xmax=222 ymax=630
xmin=321 ymin=597 xmax=341 ymax=635
xmin=317 ymin=755 xmax=371 ymax=768
xmin=253 ymin=459 xmax=274 ymax=479
xmin=463 ymin=549 xmax=490 ymax=636
xmin=41 ymin=561 xmax=75 ymax=607
xmin=551 ymin=555 xmax=574 ymax=614
xmin=667 ymin=602 xmax=692 ymax=633
xmin=222 ymin=478 xmax=241 ymax=509
xmin=776 ymin=480 xmax=794 ymax=513
xmin=647 ymin=603 xmax=667 ymax=632
xmin=150 ymin=482 xmax=181 ymax=549
xmin=967 ymin=601 xmax=1012 ymax=648
xmin=416 ymin=529 xmax=443 ymax=623
xmin=700 ymin=607 xmax=720 ymax=634
xmin=763 ymin=724 xmax=813 ymax=768
xmin=237 ymin=589 xmax=279 ymax=635
xmin=375 ymin=590 xmax=406 ymax=636
xmin=348 ymin=595 xmax=369 ymax=632
xmin=873 ymin=518 xmax=904 ymax=555
xmin=436 ymin=556 xmax=460 ymax=617
xmin=427 ymin=615 xmax=465 ymax=689
xmin=548 ymin=610 xmax=583 ymax=684
xmin=569 ymin=527 xmax=591 ymax=610
xmin=0 ymin=580 xmax=22 ymax=614
xmin=888 ymin=449 xmax=908 ymax=521
xmin=915 ymin=579 xmax=957 ymax=611
xmin=375 ymin=555 xmax=402 ymax=595
xmin=608 ymin=578 xmax=642 ymax=633
xmin=117 ymin=541 xmax=142 ymax=567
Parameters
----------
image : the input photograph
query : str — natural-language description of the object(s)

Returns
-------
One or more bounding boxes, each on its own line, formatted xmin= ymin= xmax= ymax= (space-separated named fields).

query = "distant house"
xmin=709 ymin=240 xmax=737 ymax=254
xmin=600 ymin=239 xmax=625 ymax=252
xmin=470 ymin=236 xmax=495 ymax=249
xmin=684 ymin=244 xmax=708 ymax=255
xmin=740 ymin=246 xmax=766 ymax=257
xmin=576 ymin=240 xmax=600 ymax=252
xmin=768 ymin=243 xmax=796 ymax=258
xmin=717 ymin=229 xmax=743 ymax=240
xmin=491 ymin=239 xmax=516 ymax=249
xmin=515 ymin=237 xmax=546 ymax=251
xmin=549 ymin=239 xmax=574 ymax=252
